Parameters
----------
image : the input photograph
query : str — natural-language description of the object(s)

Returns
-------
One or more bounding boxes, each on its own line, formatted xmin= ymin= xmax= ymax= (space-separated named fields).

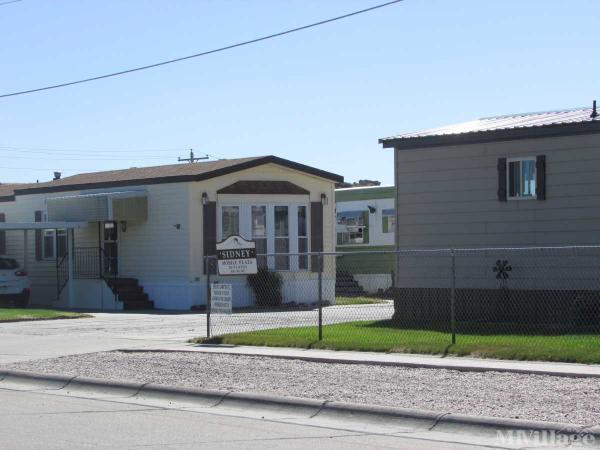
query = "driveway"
xmin=0 ymin=304 xmax=393 ymax=363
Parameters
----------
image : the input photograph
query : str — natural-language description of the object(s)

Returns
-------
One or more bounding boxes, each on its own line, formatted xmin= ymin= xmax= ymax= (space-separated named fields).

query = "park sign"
xmin=216 ymin=235 xmax=257 ymax=275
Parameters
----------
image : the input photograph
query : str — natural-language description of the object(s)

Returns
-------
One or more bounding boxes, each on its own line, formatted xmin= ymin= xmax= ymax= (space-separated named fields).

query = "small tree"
xmin=247 ymin=268 xmax=283 ymax=308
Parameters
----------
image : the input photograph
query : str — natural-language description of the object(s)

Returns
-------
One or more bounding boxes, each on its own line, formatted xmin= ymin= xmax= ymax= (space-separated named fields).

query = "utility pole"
xmin=178 ymin=149 xmax=208 ymax=163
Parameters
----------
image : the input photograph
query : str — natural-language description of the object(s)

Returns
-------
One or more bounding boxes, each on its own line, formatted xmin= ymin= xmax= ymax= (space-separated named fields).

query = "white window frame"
xmin=42 ymin=229 xmax=67 ymax=260
xmin=217 ymin=202 xmax=310 ymax=272
xmin=506 ymin=157 xmax=537 ymax=200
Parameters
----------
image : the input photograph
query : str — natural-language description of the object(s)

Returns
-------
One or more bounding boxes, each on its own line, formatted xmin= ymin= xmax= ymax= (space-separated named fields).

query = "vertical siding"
xmin=394 ymin=133 xmax=600 ymax=248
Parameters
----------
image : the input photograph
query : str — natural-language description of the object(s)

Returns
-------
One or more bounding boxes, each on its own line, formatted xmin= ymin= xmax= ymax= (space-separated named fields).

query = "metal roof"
xmin=379 ymin=106 xmax=600 ymax=149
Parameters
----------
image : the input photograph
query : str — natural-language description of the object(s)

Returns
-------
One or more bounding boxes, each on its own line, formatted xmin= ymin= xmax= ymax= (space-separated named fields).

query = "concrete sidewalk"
xmin=121 ymin=343 xmax=600 ymax=378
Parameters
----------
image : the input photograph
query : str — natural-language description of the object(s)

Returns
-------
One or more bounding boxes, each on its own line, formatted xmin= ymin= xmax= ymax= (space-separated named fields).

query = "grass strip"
xmin=194 ymin=320 xmax=600 ymax=364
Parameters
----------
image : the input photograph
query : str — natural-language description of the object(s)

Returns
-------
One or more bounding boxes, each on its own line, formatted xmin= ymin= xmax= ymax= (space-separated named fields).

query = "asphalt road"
xmin=0 ymin=305 xmax=393 ymax=363
xmin=0 ymin=388 xmax=510 ymax=450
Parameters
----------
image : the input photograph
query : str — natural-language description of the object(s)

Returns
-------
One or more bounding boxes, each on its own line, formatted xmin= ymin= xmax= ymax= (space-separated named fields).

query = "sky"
xmin=1 ymin=0 xmax=599 ymax=185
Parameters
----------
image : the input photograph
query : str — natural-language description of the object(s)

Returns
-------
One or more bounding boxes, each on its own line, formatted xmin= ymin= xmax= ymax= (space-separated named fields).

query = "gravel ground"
xmin=4 ymin=351 xmax=600 ymax=425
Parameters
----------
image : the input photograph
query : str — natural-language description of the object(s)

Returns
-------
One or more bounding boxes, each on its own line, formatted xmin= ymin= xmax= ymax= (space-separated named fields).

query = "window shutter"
xmin=0 ymin=213 xmax=5 ymax=255
xmin=536 ymin=155 xmax=546 ymax=200
xmin=310 ymin=202 xmax=323 ymax=272
xmin=497 ymin=158 xmax=507 ymax=202
xmin=35 ymin=210 xmax=42 ymax=261
xmin=382 ymin=216 xmax=388 ymax=234
xmin=203 ymin=202 xmax=217 ymax=274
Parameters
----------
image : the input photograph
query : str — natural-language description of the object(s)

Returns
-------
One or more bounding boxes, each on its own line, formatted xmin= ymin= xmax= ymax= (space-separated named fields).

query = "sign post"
xmin=216 ymin=235 xmax=258 ymax=276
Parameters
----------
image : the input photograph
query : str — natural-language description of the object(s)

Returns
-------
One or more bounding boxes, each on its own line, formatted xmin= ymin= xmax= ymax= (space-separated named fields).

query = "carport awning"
xmin=46 ymin=191 xmax=148 ymax=222
xmin=0 ymin=221 xmax=88 ymax=230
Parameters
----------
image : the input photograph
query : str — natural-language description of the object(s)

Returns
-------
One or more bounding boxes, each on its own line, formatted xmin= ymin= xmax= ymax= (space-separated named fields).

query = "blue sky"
xmin=1 ymin=0 xmax=598 ymax=185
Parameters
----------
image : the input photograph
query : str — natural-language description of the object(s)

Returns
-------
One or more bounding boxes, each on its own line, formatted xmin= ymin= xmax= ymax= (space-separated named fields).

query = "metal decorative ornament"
xmin=493 ymin=259 xmax=512 ymax=280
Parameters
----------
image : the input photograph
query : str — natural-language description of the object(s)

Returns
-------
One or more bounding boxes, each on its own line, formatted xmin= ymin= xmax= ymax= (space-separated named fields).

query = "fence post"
xmin=450 ymin=249 xmax=456 ymax=345
xmin=206 ymin=256 xmax=211 ymax=339
xmin=318 ymin=253 xmax=323 ymax=341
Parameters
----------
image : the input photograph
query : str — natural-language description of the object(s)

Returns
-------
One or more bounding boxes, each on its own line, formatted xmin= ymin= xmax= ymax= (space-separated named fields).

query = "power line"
xmin=0 ymin=145 xmax=226 ymax=159
xmin=0 ymin=0 xmax=404 ymax=99
xmin=0 ymin=0 xmax=23 ymax=7
xmin=0 ymin=145 xmax=187 ymax=154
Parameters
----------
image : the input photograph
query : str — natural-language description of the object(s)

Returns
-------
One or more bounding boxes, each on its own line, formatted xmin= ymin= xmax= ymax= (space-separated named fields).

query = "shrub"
xmin=247 ymin=268 xmax=283 ymax=308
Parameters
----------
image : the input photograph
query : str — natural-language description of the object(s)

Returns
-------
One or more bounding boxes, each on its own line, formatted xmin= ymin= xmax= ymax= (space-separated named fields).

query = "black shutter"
xmin=497 ymin=158 xmax=507 ymax=202
xmin=536 ymin=155 xmax=546 ymax=200
xmin=310 ymin=202 xmax=323 ymax=272
xmin=0 ymin=213 xmax=5 ymax=255
xmin=35 ymin=210 xmax=42 ymax=261
xmin=203 ymin=201 xmax=217 ymax=274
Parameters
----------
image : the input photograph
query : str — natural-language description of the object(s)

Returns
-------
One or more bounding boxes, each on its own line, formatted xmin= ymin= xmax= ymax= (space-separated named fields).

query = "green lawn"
xmin=0 ymin=308 xmax=91 ymax=323
xmin=335 ymin=296 xmax=387 ymax=305
xmin=196 ymin=320 xmax=600 ymax=364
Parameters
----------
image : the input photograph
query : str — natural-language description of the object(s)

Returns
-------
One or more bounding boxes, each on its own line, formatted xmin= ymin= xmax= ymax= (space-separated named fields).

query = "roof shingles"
xmin=0 ymin=155 xmax=343 ymax=201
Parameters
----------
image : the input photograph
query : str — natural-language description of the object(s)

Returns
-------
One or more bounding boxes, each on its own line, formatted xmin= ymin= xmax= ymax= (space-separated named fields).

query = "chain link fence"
xmin=204 ymin=246 xmax=600 ymax=357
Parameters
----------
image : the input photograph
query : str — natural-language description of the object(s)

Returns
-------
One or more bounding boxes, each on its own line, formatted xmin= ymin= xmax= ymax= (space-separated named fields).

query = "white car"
xmin=0 ymin=256 xmax=31 ymax=307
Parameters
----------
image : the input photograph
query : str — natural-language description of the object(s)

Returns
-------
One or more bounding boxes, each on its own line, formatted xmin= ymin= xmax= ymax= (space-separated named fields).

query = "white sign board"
xmin=216 ymin=235 xmax=258 ymax=276
xmin=211 ymin=283 xmax=232 ymax=314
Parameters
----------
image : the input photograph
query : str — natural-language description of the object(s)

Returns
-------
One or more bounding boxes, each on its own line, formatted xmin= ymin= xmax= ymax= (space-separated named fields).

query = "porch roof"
xmin=0 ymin=221 xmax=88 ymax=230
xmin=46 ymin=190 xmax=148 ymax=222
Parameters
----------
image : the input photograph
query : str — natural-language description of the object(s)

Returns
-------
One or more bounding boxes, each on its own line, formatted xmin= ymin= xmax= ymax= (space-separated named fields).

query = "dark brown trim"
xmin=34 ymin=210 xmax=42 ymax=261
xmin=9 ymin=156 xmax=343 ymax=199
xmin=379 ymin=122 xmax=600 ymax=150
xmin=203 ymin=201 xmax=217 ymax=274
xmin=0 ymin=213 xmax=5 ymax=255
xmin=310 ymin=202 xmax=323 ymax=273
xmin=217 ymin=180 xmax=310 ymax=195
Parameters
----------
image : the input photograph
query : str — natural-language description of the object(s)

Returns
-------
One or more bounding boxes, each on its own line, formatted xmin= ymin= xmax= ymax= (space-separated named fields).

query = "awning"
xmin=46 ymin=191 xmax=148 ymax=222
xmin=0 ymin=221 xmax=88 ymax=230
xmin=382 ymin=208 xmax=395 ymax=216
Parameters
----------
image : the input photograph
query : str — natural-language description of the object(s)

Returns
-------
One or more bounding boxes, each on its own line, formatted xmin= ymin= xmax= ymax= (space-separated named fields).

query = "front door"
xmin=103 ymin=222 xmax=118 ymax=276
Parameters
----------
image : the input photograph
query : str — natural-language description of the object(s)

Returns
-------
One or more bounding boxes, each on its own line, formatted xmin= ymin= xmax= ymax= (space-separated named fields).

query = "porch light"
xmin=120 ymin=221 xmax=127 ymax=233
xmin=320 ymin=193 xmax=328 ymax=206
xmin=201 ymin=192 xmax=208 ymax=205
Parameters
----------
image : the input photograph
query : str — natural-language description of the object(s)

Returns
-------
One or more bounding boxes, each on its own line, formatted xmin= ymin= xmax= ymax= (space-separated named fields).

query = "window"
xmin=508 ymin=158 xmax=536 ymax=199
xmin=42 ymin=229 xmax=67 ymax=259
xmin=336 ymin=210 xmax=368 ymax=245
xmin=252 ymin=205 xmax=267 ymax=268
xmin=221 ymin=206 xmax=239 ymax=239
xmin=0 ymin=257 xmax=18 ymax=270
xmin=218 ymin=203 xmax=309 ymax=271
xmin=274 ymin=206 xmax=289 ymax=270
xmin=382 ymin=208 xmax=395 ymax=233
xmin=297 ymin=206 xmax=308 ymax=270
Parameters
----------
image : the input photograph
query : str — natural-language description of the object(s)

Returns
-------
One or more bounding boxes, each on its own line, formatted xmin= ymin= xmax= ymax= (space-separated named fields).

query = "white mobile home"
xmin=0 ymin=156 xmax=342 ymax=310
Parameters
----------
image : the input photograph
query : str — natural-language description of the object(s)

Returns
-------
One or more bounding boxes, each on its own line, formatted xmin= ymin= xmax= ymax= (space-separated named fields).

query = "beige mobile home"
xmin=0 ymin=156 xmax=342 ymax=310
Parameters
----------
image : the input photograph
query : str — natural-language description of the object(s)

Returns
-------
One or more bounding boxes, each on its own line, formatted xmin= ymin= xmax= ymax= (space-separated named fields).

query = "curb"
xmin=1 ymin=369 xmax=599 ymax=442
xmin=118 ymin=347 xmax=600 ymax=379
